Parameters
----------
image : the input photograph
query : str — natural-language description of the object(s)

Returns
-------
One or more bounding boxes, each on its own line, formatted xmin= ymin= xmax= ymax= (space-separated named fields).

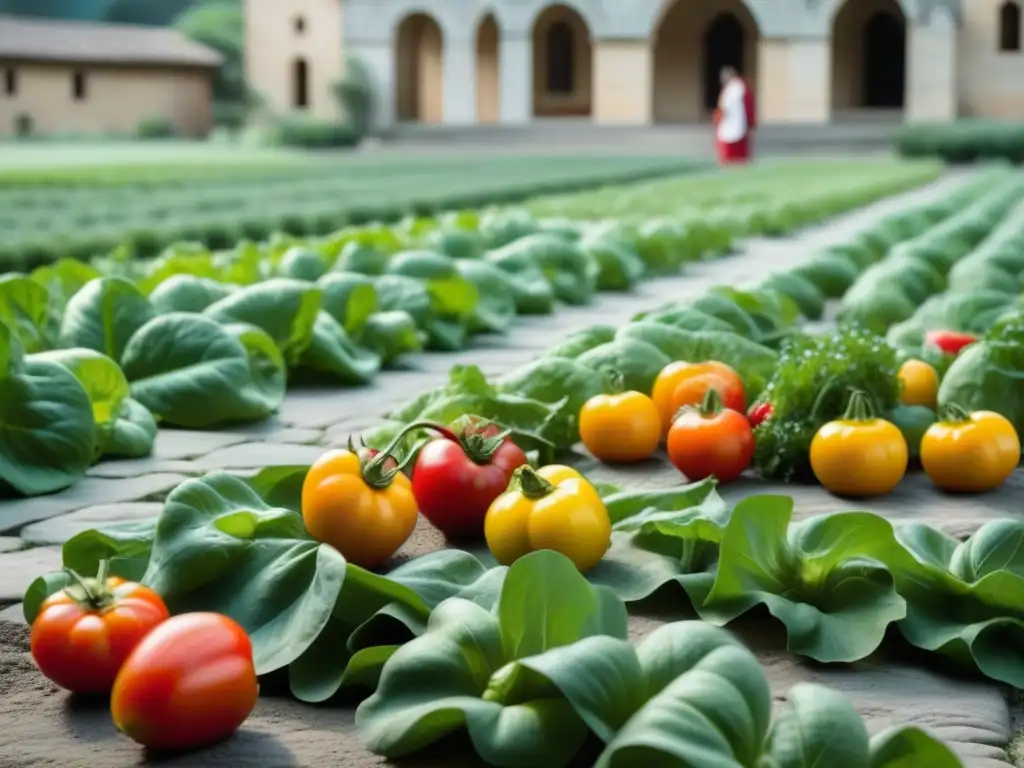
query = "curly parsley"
xmin=753 ymin=325 xmax=901 ymax=481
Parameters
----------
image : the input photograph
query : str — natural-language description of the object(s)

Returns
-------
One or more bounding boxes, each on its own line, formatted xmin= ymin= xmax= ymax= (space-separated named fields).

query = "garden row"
xmin=0 ymin=155 xmax=707 ymax=271
xmin=16 ymin=165 xmax=1019 ymax=767
xmin=0 ymin=159 xmax=940 ymax=500
xmin=25 ymin=488 xmax=970 ymax=766
xmin=895 ymin=119 xmax=1024 ymax=164
xmin=366 ymin=166 xmax=1023 ymax=467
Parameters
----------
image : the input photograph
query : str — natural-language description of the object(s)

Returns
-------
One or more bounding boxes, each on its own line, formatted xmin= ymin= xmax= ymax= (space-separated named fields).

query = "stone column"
xmin=593 ymin=38 xmax=652 ymax=124
xmin=499 ymin=31 xmax=532 ymax=123
xmin=906 ymin=7 xmax=958 ymax=121
xmin=443 ymin=34 xmax=476 ymax=124
xmin=756 ymin=36 xmax=831 ymax=123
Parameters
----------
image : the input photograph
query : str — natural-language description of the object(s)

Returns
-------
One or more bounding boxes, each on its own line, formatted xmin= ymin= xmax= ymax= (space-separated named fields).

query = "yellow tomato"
xmin=484 ymin=465 xmax=611 ymax=572
xmin=920 ymin=405 xmax=1021 ymax=493
xmin=579 ymin=390 xmax=661 ymax=463
xmin=898 ymin=359 xmax=939 ymax=410
xmin=301 ymin=448 xmax=418 ymax=568
xmin=810 ymin=390 xmax=908 ymax=497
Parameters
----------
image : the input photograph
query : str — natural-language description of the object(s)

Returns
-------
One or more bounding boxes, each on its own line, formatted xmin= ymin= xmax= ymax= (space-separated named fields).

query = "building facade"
xmin=244 ymin=0 xmax=1024 ymax=129
xmin=0 ymin=15 xmax=221 ymax=137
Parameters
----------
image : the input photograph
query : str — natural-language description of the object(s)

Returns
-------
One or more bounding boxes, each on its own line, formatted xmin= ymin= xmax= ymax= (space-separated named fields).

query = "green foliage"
xmin=136 ymin=117 xmax=177 ymax=140
xmin=332 ymin=55 xmax=375 ymax=139
xmin=753 ymin=326 xmax=903 ymax=481
xmin=174 ymin=0 xmax=249 ymax=113
xmin=894 ymin=119 xmax=1024 ymax=164
xmin=264 ymin=115 xmax=362 ymax=149
xmin=23 ymin=478 xmax=973 ymax=766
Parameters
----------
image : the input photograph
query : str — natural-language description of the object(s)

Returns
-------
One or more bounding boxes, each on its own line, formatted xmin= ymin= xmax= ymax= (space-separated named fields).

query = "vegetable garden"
xmin=2 ymin=156 xmax=1021 ymax=767
xmin=0 ymin=153 xmax=707 ymax=271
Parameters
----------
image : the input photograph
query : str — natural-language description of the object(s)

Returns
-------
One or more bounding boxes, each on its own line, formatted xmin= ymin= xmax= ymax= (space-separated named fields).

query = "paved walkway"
xmin=1 ymin=169 xmax=1016 ymax=768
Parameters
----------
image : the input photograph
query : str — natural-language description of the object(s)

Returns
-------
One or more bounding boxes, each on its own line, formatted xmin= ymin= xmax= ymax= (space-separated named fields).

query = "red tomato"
xmin=411 ymin=420 xmax=528 ymax=538
xmin=924 ymin=330 xmax=977 ymax=356
xmin=652 ymin=361 xmax=746 ymax=435
xmin=667 ymin=389 xmax=754 ymax=484
xmin=747 ymin=401 xmax=774 ymax=428
xmin=30 ymin=563 xmax=169 ymax=694
xmin=111 ymin=612 xmax=258 ymax=752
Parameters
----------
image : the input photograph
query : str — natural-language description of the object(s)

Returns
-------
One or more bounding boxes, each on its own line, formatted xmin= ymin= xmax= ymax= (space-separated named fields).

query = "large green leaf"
xmin=204 ymin=278 xmax=321 ymax=365
xmin=355 ymin=550 xmax=627 ymax=766
xmin=387 ymin=250 xmax=479 ymax=319
xmin=593 ymin=623 xmax=771 ymax=767
xmin=892 ymin=519 xmax=1024 ymax=687
xmin=456 ymin=259 xmax=518 ymax=334
xmin=699 ymin=496 xmax=907 ymax=662
xmin=296 ymin=311 xmax=381 ymax=385
xmin=0 ymin=274 xmax=53 ymax=353
xmin=121 ymin=313 xmax=286 ymax=428
xmin=761 ymin=683 xmax=870 ymax=766
xmin=318 ymin=272 xmax=378 ymax=335
xmin=57 ymin=276 xmax=156 ymax=361
xmin=869 ymin=725 xmax=965 ymax=767
xmin=0 ymin=324 xmax=96 ymax=497
xmin=32 ymin=347 xmax=156 ymax=460
xmin=148 ymin=274 xmax=234 ymax=314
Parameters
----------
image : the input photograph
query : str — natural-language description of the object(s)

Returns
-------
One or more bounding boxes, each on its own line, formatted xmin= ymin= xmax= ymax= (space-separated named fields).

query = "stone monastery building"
xmin=245 ymin=0 xmax=1022 ymax=129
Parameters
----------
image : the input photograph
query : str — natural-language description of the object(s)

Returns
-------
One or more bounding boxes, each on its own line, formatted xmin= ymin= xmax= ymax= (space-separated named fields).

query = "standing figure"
xmin=713 ymin=65 xmax=756 ymax=164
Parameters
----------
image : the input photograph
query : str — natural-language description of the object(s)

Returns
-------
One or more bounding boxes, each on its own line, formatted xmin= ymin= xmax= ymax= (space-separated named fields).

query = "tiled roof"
xmin=0 ymin=14 xmax=223 ymax=67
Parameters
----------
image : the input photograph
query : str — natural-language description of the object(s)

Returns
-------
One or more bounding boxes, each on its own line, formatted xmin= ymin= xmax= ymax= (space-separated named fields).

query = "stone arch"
xmin=394 ymin=12 xmax=445 ymax=122
xmin=476 ymin=12 xmax=500 ymax=122
xmin=292 ymin=57 xmax=309 ymax=109
xmin=1000 ymin=0 xmax=1022 ymax=51
xmin=830 ymin=0 xmax=906 ymax=113
xmin=651 ymin=0 xmax=759 ymax=123
xmin=531 ymin=4 xmax=593 ymax=116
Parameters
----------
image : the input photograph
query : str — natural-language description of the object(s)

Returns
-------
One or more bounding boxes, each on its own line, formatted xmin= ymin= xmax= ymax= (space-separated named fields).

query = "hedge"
xmin=893 ymin=120 xmax=1024 ymax=165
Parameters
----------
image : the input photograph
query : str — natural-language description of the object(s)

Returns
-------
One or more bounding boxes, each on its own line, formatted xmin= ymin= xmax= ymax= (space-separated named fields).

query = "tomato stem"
xmin=698 ymin=387 xmax=724 ymax=417
xmin=510 ymin=466 xmax=554 ymax=500
xmin=62 ymin=560 xmax=113 ymax=612
xmin=360 ymin=431 xmax=418 ymax=489
xmin=842 ymin=389 xmax=875 ymax=422
xmin=939 ymin=402 xmax=972 ymax=424
xmin=603 ymin=369 xmax=625 ymax=395
xmin=393 ymin=419 xmax=512 ymax=466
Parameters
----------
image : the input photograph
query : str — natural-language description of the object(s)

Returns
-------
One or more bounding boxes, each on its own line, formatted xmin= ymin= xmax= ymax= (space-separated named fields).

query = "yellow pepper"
xmin=484 ymin=465 xmax=611 ymax=573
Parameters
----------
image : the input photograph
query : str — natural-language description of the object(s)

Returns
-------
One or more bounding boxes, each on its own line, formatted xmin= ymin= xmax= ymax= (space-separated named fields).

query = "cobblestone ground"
xmin=1 ymin=169 xmax=1016 ymax=768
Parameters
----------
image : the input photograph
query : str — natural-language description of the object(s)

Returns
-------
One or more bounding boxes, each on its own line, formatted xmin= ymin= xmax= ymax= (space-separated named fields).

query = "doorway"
xmin=702 ymin=13 xmax=745 ymax=110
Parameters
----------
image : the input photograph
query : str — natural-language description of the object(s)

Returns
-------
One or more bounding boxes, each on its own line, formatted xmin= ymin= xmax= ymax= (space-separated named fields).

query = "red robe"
xmin=715 ymin=78 xmax=756 ymax=164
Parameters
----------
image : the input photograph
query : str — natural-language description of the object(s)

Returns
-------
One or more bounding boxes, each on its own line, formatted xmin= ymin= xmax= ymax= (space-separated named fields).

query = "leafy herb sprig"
xmin=753 ymin=324 xmax=901 ymax=481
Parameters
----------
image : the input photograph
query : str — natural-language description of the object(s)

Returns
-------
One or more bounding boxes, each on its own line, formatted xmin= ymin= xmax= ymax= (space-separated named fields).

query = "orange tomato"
xmin=302 ymin=447 xmax=418 ymax=568
xmin=666 ymin=389 xmax=754 ymax=483
xmin=111 ymin=612 xmax=258 ymax=752
xmin=898 ymin=359 xmax=939 ymax=410
xmin=652 ymin=360 xmax=746 ymax=434
xmin=579 ymin=390 xmax=661 ymax=463
xmin=30 ymin=562 xmax=169 ymax=694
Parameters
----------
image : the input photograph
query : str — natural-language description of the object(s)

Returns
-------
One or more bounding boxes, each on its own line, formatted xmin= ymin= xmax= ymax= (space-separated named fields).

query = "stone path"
xmin=2 ymin=168 xmax=1017 ymax=768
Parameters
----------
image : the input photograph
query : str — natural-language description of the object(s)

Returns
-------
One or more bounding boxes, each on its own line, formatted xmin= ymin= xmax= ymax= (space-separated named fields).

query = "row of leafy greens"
xmin=0 ymin=160 xmax=945 ymax=497
xmin=24 ymin=469 xmax=971 ymax=767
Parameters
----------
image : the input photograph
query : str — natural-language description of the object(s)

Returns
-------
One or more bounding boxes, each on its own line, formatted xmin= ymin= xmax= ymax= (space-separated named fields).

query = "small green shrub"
xmin=265 ymin=114 xmax=362 ymax=149
xmin=136 ymin=117 xmax=177 ymax=140
xmin=13 ymin=113 xmax=33 ymax=137
xmin=893 ymin=120 xmax=1024 ymax=164
xmin=332 ymin=55 xmax=374 ymax=139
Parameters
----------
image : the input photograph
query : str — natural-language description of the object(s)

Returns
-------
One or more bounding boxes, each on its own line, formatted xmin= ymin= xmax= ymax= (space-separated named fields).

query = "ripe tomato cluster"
xmin=579 ymin=360 xmax=756 ymax=484
xmin=301 ymin=419 xmax=613 ymax=575
xmin=31 ymin=562 xmax=257 ymax=752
